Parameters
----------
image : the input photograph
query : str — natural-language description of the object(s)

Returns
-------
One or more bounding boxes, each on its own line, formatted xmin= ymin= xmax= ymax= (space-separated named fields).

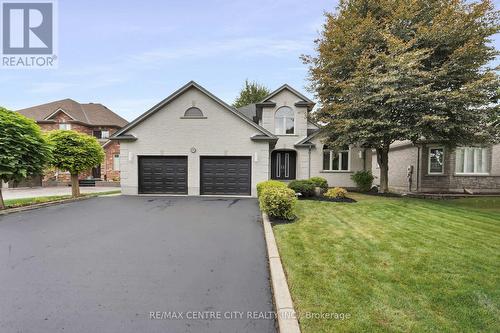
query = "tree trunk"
xmin=376 ymin=147 xmax=389 ymax=193
xmin=71 ymin=174 xmax=80 ymax=198
xmin=0 ymin=187 xmax=4 ymax=210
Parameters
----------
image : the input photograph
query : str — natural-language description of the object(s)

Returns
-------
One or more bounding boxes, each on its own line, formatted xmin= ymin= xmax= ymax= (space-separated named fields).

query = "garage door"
xmin=200 ymin=156 xmax=251 ymax=195
xmin=138 ymin=156 xmax=187 ymax=194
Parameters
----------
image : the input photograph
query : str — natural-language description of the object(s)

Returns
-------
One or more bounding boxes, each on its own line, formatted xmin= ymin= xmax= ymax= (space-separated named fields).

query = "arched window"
xmin=183 ymin=107 xmax=204 ymax=118
xmin=275 ymin=107 xmax=294 ymax=134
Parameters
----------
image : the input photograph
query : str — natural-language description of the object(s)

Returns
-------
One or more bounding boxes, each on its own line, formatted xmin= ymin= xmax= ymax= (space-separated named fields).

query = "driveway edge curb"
xmin=0 ymin=196 xmax=92 ymax=216
xmin=262 ymin=212 xmax=301 ymax=333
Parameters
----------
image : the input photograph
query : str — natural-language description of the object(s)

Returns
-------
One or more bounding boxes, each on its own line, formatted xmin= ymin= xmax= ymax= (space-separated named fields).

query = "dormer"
xmin=255 ymin=84 xmax=315 ymax=138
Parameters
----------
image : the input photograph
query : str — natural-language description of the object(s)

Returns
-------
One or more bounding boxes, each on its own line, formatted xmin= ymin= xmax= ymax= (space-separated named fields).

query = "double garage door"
xmin=138 ymin=156 xmax=251 ymax=195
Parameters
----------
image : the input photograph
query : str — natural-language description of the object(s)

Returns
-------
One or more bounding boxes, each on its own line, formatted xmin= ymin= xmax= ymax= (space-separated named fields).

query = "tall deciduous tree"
xmin=233 ymin=79 xmax=270 ymax=108
xmin=304 ymin=0 xmax=500 ymax=192
xmin=0 ymin=108 xmax=51 ymax=209
xmin=46 ymin=130 xmax=104 ymax=197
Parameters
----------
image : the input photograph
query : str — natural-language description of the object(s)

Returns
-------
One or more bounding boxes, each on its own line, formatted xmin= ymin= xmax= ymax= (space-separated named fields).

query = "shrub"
xmin=288 ymin=179 xmax=315 ymax=197
xmin=351 ymin=170 xmax=374 ymax=192
xmin=309 ymin=177 xmax=328 ymax=189
xmin=257 ymin=180 xmax=287 ymax=197
xmin=259 ymin=186 xmax=297 ymax=220
xmin=325 ymin=187 xmax=348 ymax=199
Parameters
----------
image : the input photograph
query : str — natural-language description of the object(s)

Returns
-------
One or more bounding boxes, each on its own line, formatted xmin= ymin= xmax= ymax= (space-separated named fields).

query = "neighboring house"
xmin=111 ymin=81 xmax=371 ymax=197
xmin=371 ymin=141 xmax=500 ymax=193
xmin=14 ymin=99 xmax=128 ymax=187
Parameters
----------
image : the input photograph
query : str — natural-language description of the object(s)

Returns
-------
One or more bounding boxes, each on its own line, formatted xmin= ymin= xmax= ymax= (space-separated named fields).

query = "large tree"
xmin=304 ymin=0 xmax=500 ymax=192
xmin=0 ymin=108 xmax=51 ymax=209
xmin=233 ymin=79 xmax=270 ymax=108
xmin=46 ymin=130 xmax=104 ymax=197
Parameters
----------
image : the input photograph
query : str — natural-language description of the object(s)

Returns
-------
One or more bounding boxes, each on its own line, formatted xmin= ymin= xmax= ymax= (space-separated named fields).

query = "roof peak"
xmin=260 ymin=84 xmax=315 ymax=106
xmin=112 ymin=81 xmax=275 ymax=139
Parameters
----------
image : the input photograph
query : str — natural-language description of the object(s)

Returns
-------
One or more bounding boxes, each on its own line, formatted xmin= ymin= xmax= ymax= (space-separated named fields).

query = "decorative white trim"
xmin=44 ymin=108 xmax=75 ymax=121
xmin=322 ymin=147 xmax=350 ymax=172
xmin=428 ymin=147 xmax=445 ymax=175
xmin=284 ymin=152 xmax=289 ymax=178
xmin=454 ymin=147 xmax=489 ymax=175
xmin=58 ymin=123 xmax=72 ymax=130
xmin=274 ymin=106 xmax=295 ymax=135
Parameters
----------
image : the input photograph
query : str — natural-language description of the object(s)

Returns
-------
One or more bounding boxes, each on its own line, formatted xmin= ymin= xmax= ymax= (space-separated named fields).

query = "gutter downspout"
xmin=308 ymin=146 xmax=312 ymax=178
xmin=363 ymin=149 xmax=366 ymax=170
xmin=416 ymin=146 xmax=420 ymax=192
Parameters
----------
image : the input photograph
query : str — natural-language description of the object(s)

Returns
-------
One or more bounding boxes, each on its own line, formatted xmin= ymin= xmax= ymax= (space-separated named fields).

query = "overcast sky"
xmin=2 ymin=0 xmax=499 ymax=121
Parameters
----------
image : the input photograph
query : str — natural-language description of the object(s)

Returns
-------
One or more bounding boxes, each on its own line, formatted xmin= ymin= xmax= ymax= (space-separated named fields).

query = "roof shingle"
xmin=17 ymin=98 xmax=127 ymax=127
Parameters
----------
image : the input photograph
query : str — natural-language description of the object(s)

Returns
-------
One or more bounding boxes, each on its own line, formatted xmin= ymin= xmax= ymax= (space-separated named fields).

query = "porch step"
xmin=79 ymin=179 xmax=96 ymax=187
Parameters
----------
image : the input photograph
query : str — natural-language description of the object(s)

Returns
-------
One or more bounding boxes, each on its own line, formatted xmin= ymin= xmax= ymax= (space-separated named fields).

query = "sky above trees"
xmin=1 ymin=0 xmax=498 ymax=121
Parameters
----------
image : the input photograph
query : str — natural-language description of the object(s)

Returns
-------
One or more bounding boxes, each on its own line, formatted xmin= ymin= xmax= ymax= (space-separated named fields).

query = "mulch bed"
xmin=299 ymin=196 xmax=357 ymax=203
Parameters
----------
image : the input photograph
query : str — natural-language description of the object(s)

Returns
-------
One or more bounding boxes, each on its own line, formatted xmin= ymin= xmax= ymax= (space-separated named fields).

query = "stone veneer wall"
xmin=377 ymin=143 xmax=500 ymax=193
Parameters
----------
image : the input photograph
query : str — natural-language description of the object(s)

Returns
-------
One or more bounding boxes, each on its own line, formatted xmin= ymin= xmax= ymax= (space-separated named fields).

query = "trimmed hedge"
xmin=325 ymin=187 xmax=348 ymax=199
xmin=259 ymin=186 xmax=297 ymax=220
xmin=309 ymin=177 xmax=328 ymax=189
xmin=257 ymin=180 xmax=287 ymax=197
xmin=288 ymin=179 xmax=315 ymax=197
xmin=351 ymin=170 xmax=374 ymax=192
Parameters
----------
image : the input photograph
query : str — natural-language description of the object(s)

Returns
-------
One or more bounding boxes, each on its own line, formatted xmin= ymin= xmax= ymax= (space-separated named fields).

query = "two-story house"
xmin=111 ymin=81 xmax=370 ymax=196
xmin=14 ymin=99 xmax=128 ymax=187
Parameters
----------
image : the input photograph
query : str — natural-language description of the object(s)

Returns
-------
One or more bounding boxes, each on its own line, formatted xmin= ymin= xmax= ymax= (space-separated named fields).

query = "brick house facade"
xmin=372 ymin=141 xmax=500 ymax=193
xmin=13 ymin=99 xmax=128 ymax=187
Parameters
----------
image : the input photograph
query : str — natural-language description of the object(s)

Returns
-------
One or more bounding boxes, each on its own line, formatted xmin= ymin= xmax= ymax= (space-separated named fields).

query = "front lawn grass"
xmin=4 ymin=190 xmax=121 ymax=208
xmin=273 ymin=193 xmax=500 ymax=333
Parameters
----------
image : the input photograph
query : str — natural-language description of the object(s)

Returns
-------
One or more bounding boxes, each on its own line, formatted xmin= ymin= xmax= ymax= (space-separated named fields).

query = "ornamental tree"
xmin=233 ymin=79 xmax=271 ymax=108
xmin=46 ymin=130 xmax=104 ymax=197
xmin=303 ymin=0 xmax=500 ymax=192
xmin=0 ymin=108 xmax=51 ymax=209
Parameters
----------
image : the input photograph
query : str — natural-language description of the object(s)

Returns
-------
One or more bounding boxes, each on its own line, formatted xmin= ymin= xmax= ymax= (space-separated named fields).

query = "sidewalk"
xmin=2 ymin=186 xmax=120 ymax=200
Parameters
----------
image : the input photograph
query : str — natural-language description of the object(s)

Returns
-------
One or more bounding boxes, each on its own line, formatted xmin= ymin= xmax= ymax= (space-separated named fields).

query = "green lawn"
xmin=3 ymin=190 xmax=121 ymax=208
xmin=273 ymin=194 xmax=500 ymax=333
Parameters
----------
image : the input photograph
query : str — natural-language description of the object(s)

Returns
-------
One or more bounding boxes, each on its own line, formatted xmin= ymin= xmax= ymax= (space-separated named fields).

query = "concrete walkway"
xmin=2 ymin=186 xmax=120 ymax=200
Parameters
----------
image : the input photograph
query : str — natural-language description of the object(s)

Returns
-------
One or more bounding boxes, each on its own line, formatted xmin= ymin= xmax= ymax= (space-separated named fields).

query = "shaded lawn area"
xmin=3 ymin=190 xmax=121 ymax=208
xmin=273 ymin=193 xmax=500 ymax=333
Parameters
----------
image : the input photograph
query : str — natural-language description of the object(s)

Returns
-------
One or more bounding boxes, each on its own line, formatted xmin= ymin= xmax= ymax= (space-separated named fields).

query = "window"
xmin=428 ymin=147 xmax=444 ymax=174
xmin=275 ymin=107 xmax=294 ymax=135
xmin=183 ymin=107 xmax=204 ymax=118
xmin=113 ymin=154 xmax=120 ymax=171
xmin=93 ymin=130 xmax=110 ymax=139
xmin=455 ymin=147 xmax=488 ymax=174
xmin=323 ymin=148 xmax=349 ymax=171
xmin=59 ymin=123 xmax=71 ymax=130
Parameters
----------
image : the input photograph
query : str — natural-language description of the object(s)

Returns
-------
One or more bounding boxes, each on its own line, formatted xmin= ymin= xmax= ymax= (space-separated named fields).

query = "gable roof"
xmin=237 ymin=103 xmax=257 ymax=120
xmin=260 ymin=84 xmax=315 ymax=107
xmin=295 ymin=128 xmax=323 ymax=147
xmin=17 ymin=98 xmax=128 ymax=127
xmin=112 ymin=81 xmax=276 ymax=139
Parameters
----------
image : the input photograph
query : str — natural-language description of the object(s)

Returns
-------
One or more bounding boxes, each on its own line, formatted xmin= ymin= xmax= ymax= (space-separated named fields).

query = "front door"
xmin=271 ymin=150 xmax=296 ymax=180
xmin=92 ymin=165 xmax=101 ymax=179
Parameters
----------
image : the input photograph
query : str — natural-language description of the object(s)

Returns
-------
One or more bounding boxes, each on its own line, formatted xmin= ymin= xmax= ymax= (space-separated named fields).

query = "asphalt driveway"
xmin=0 ymin=196 xmax=275 ymax=333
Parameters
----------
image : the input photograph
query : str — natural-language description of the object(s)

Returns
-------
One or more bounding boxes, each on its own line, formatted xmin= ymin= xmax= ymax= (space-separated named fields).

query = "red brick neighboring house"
xmin=14 ymin=99 xmax=128 ymax=187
